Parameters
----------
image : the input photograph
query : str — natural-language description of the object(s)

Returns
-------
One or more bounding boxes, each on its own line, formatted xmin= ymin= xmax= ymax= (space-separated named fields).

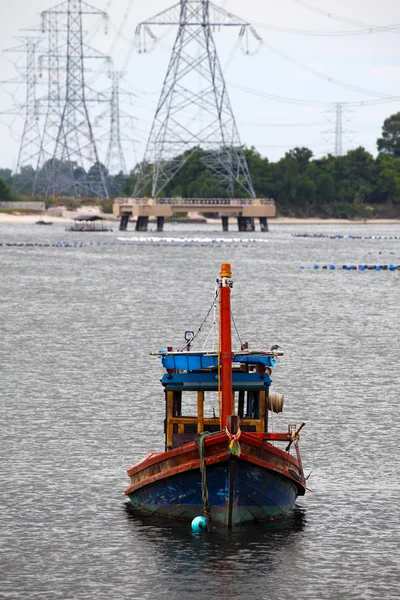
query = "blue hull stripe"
xmin=128 ymin=459 xmax=298 ymax=527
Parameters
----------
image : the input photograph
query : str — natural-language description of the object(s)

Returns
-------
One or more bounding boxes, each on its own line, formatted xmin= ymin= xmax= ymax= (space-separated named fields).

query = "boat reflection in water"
xmin=125 ymin=264 xmax=308 ymax=529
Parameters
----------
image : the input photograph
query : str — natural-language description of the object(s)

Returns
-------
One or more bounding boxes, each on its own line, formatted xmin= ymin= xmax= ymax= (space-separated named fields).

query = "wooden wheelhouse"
xmin=162 ymin=350 xmax=283 ymax=450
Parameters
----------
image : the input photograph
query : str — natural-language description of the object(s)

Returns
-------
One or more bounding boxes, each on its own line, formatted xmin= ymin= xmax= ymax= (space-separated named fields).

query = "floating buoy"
xmin=191 ymin=516 xmax=207 ymax=532
xmin=300 ymin=264 xmax=399 ymax=271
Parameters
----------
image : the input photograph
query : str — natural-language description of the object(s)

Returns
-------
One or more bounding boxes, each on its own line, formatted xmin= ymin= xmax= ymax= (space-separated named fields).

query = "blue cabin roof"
xmin=158 ymin=350 xmax=279 ymax=391
xmin=160 ymin=351 xmax=277 ymax=372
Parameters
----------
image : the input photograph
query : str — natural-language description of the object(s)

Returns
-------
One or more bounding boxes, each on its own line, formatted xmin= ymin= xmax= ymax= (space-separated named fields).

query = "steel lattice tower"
xmin=134 ymin=0 xmax=259 ymax=198
xmin=4 ymin=38 xmax=43 ymax=194
xmin=334 ymin=102 xmax=343 ymax=156
xmin=105 ymin=71 xmax=127 ymax=177
xmin=33 ymin=11 xmax=64 ymax=195
xmin=46 ymin=0 xmax=109 ymax=198
xmin=322 ymin=102 xmax=355 ymax=157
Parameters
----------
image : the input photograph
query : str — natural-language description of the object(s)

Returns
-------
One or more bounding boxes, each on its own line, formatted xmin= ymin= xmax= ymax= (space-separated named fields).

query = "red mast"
xmin=219 ymin=263 xmax=233 ymax=429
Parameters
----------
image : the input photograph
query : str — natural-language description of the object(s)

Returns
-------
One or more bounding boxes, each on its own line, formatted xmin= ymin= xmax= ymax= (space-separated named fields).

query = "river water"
xmin=1 ymin=221 xmax=399 ymax=600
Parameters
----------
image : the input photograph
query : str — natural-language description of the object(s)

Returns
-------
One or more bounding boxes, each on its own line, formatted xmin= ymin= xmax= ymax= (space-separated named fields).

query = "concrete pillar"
xmin=237 ymin=216 xmax=245 ymax=231
xmin=247 ymin=218 xmax=255 ymax=232
xmin=119 ymin=214 xmax=130 ymax=231
xmin=157 ymin=216 xmax=165 ymax=232
xmin=222 ymin=216 xmax=229 ymax=231
xmin=135 ymin=216 xmax=149 ymax=231
xmin=238 ymin=217 xmax=255 ymax=232
xmin=259 ymin=216 xmax=269 ymax=232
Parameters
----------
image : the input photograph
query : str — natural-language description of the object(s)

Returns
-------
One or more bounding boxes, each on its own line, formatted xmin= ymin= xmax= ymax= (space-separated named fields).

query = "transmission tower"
xmin=33 ymin=11 xmax=65 ymax=196
xmin=334 ymin=103 xmax=343 ymax=156
xmin=133 ymin=0 xmax=261 ymax=198
xmin=322 ymin=102 xmax=356 ymax=157
xmin=43 ymin=0 xmax=109 ymax=198
xmin=3 ymin=38 xmax=43 ymax=194
xmin=105 ymin=71 xmax=127 ymax=176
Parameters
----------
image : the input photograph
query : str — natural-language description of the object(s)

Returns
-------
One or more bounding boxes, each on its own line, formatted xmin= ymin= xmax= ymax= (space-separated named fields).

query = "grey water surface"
xmin=1 ymin=222 xmax=399 ymax=600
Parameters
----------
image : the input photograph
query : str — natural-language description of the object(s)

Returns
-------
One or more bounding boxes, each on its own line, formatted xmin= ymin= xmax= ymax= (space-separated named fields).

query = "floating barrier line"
xmin=117 ymin=236 xmax=269 ymax=243
xmin=0 ymin=237 xmax=269 ymax=248
xmin=293 ymin=234 xmax=400 ymax=240
xmin=300 ymin=264 xmax=399 ymax=271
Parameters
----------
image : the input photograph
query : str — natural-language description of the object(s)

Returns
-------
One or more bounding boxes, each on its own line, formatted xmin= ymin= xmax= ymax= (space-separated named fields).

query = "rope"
xmin=202 ymin=282 xmax=219 ymax=351
xmin=196 ymin=432 xmax=212 ymax=532
xmin=230 ymin=309 xmax=243 ymax=348
xmin=178 ymin=289 xmax=219 ymax=352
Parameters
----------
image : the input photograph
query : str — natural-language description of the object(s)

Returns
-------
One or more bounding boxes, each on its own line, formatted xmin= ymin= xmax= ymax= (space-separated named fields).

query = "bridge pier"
xmin=136 ymin=216 xmax=149 ymax=231
xmin=237 ymin=216 xmax=255 ymax=232
xmin=119 ymin=214 xmax=130 ymax=231
xmin=113 ymin=198 xmax=276 ymax=233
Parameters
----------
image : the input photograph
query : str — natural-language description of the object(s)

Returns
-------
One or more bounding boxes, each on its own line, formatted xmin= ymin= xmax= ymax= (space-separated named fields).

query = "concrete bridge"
xmin=113 ymin=197 xmax=276 ymax=232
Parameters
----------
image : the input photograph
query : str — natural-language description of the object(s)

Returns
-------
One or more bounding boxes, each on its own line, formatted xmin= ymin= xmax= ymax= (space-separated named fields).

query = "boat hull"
xmin=127 ymin=456 xmax=300 ymax=527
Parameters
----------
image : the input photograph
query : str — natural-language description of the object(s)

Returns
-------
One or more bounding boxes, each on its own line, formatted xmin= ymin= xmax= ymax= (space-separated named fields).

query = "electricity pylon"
xmin=105 ymin=71 xmax=127 ymax=177
xmin=3 ymin=37 xmax=43 ymax=194
xmin=322 ymin=102 xmax=356 ymax=156
xmin=133 ymin=0 xmax=261 ymax=198
xmin=43 ymin=0 xmax=109 ymax=197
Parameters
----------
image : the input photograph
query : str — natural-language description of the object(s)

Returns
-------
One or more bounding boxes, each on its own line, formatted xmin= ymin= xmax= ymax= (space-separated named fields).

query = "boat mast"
xmin=219 ymin=263 xmax=234 ymax=429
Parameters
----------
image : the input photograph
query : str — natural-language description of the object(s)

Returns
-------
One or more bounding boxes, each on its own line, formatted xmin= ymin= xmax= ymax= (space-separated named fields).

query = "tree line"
xmin=1 ymin=111 xmax=399 ymax=218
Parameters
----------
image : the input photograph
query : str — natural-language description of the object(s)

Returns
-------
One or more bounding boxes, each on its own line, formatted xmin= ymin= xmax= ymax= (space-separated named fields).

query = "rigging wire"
xmin=178 ymin=288 xmax=219 ymax=352
xmin=202 ymin=283 xmax=219 ymax=351
xmin=230 ymin=310 xmax=243 ymax=349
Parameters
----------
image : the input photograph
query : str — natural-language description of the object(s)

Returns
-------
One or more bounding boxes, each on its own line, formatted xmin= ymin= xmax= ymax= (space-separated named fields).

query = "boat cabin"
xmin=66 ymin=215 xmax=112 ymax=232
xmin=160 ymin=349 xmax=283 ymax=450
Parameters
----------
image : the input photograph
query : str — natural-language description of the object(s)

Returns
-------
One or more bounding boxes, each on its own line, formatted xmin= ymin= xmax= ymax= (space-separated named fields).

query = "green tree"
xmin=285 ymin=147 xmax=313 ymax=173
xmin=295 ymin=177 xmax=316 ymax=215
xmin=0 ymin=177 xmax=14 ymax=201
xmin=376 ymin=154 xmax=400 ymax=205
xmin=0 ymin=168 xmax=12 ymax=186
xmin=377 ymin=112 xmax=400 ymax=158
xmin=316 ymin=173 xmax=336 ymax=206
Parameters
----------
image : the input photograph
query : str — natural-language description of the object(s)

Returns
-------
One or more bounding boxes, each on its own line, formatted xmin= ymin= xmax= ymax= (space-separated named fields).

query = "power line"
xmin=290 ymin=0 xmax=400 ymax=32
xmin=259 ymin=38 xmax=397 ymax=99
xmin=227 ymin=80 xmax=400 ymax=107
xmin=247 ymin=18 xmax=400 ymax=37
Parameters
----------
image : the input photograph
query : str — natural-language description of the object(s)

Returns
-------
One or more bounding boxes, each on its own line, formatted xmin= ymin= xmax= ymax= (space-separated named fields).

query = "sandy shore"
xmin=1 ymin=212 xmax=400 ymax=225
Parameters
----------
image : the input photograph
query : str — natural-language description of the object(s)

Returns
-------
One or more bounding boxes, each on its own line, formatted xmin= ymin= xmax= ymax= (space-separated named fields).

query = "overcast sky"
xmin=0 ymin=0 xmax=399 ymax=173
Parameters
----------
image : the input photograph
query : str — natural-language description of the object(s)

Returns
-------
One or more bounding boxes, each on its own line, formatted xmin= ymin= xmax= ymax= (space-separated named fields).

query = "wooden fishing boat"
xmin=125 ymin=263 xmax=307 ymax=528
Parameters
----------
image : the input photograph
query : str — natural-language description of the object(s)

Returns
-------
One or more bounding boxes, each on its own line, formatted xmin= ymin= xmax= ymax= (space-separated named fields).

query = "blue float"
xmin=191 ymin=516 xmax=207 ymax=532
